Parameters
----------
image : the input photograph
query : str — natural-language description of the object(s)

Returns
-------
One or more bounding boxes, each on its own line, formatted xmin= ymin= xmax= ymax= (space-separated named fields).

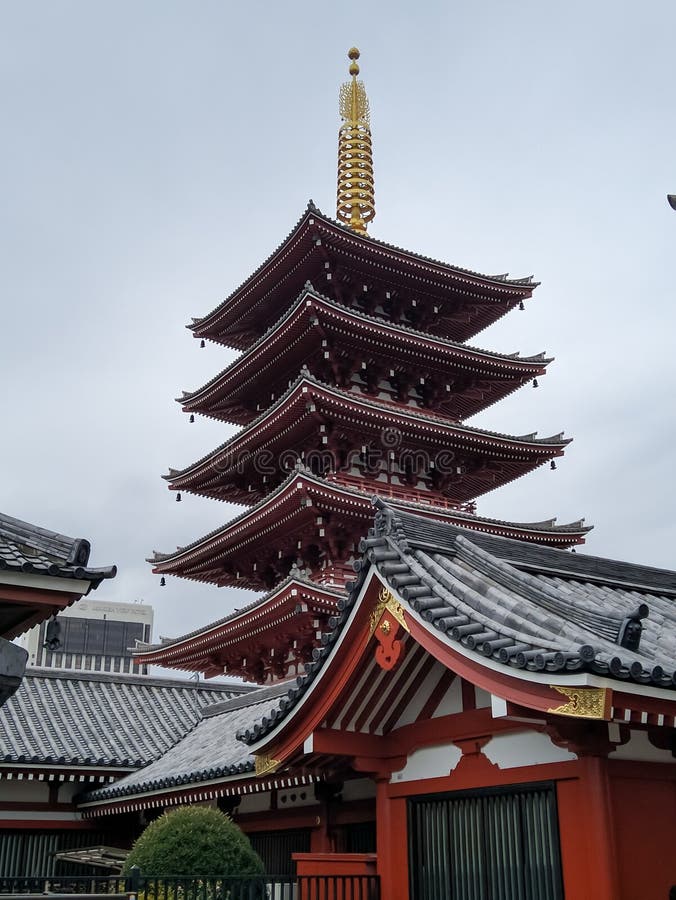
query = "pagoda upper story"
xmin=138 ymin=49 xmax=589 ymax=683
xmin=190 ymin=203 xmax=538 ymax=352
xmin=180 ymin=284 xmax=550 ymax=426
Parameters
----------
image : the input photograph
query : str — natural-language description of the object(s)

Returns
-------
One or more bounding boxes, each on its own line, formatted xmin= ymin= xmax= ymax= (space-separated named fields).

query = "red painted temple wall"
xmin=277 ymin=745 xmax=676 ymax=900
xmin=609 ymin=762 xmax=676 ymax=900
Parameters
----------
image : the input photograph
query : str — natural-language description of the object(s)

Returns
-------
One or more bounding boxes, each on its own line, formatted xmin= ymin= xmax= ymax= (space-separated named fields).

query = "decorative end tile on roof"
xmin=0 ymin=512 xmax=116 ymax=587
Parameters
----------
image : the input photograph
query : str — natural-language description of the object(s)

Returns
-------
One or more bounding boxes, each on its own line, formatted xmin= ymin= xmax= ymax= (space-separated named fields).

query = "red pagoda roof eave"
xmin=166 ymin=375 xmax=569 ymax=491
xmin=134 ymin=578 xmax=342 ymax=665
xmin=189 ymin=205 xmax=539 ymax=341
xmin=180 ymin=287 xmax=552 ymax=411
xmin=149 ymin=470 xmax=590 ymax=576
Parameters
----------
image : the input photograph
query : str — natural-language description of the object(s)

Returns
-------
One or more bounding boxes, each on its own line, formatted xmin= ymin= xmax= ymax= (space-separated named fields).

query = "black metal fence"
xmin=0 ymin=873 xmax=380 ymax=900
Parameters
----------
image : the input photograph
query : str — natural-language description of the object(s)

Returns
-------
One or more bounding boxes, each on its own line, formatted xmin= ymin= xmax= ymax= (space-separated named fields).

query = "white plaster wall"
xmin=390 ymin=743 xmax=463 ymax=783
xmin=238 ymin=792 xmax=271 ymax=814
xmin=483 ymin=731 xmax=576 ymax=769
xmin=0 ymin=780 xmax=50 ymax=802
xmin=0 ymin=810 xmax=82 ymax=821
xmin=431 ymin=678 xmax=463 ymax=718
xmin=391 ymin=661 xmax=448 ymax=729
xmin=474 ymin=687 xmax=492 ymax=709
xmin=610 ymin=729 xmax=676 ymax=763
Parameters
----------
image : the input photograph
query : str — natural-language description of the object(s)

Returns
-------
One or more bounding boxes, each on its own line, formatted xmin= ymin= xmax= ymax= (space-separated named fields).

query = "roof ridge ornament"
xmin=337 ymin=48 xmax=375 ymax=235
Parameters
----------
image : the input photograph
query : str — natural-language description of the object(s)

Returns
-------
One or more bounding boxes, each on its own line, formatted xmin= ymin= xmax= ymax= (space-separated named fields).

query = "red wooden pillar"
xmin=375 ymin=777 xmax=409 ymax=900
xmin=557 ymin=758 xmax=619 ymax=899
xmin=582 ymin=757 xmax=620 ymax=898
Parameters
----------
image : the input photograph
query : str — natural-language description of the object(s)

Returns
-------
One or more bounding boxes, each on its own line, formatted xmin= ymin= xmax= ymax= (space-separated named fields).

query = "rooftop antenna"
xmin=337 ymin=48 xmax=375 ymax=234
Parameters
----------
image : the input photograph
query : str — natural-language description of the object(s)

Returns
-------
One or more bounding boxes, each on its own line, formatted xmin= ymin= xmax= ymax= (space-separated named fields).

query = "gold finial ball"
xmin=349 ymin=62 xmax=360 ymax=76
xmin=348 ymin=47 xmax=360 ymax=60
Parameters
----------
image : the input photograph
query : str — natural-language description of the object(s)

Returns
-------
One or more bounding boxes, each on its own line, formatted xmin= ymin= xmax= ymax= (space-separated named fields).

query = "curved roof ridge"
xmin=381 ymin=504 xmax=676 ymax=595
xmin=0 ymin=512 xmax=77 ymax=562
xmin=150 ymin=465 xmax=317 ymax=563
xmin=411 ymin=548 xmax=587 ymax=652
xmin=415 ymin=547 xmax=670 ymax=672
xmin=450 ymin=536 xmax=623 ymax=637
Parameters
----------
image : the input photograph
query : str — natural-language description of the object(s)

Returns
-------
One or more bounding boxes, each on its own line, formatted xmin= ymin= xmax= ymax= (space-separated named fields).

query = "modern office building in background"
xmin=19 ymin=599 xmax=154 ymax=675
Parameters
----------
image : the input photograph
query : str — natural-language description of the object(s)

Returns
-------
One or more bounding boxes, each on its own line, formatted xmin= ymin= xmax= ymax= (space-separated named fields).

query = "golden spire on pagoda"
xmin=337 ymin=47 xmax=375 ymax=234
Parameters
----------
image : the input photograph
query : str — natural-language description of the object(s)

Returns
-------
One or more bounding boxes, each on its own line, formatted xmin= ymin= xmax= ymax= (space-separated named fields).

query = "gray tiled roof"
xmin=0 ymin=668 xmax=251 ymax=768
xmin=81 ymin=683 xmax=288 ymax=803
xmin=239 ymin=502 xmax=676 ymax=745
xmin=0 ymin=513 xmax=116 ymax=587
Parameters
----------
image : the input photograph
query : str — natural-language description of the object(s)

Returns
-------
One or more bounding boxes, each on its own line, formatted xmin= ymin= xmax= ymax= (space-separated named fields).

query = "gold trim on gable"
xmin=254 ymin=754 xmax=281 ymax=777
xmin=548 ymin=685 xmax=609 ymax=720
xmin=369 ymin=585 xmax=409 ymax=637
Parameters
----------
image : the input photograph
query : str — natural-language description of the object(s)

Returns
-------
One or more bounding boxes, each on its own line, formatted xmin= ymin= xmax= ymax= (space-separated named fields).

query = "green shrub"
xmin=122 ymin=806 xmax=264 ymax=877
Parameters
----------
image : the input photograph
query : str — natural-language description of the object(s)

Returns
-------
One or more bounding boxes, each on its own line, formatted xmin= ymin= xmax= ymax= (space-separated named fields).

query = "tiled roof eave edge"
xmin=134 ymin=577 xmax=343 ymax=656
xmin=150 ymin=466 xmax=589 ymax=568
xmin=189 ymin=204 xmax=538 ymax=332
xmin=232 ymin=503 xmax=676 ymax=748
xmin=372 ymin=534 xmax=676 ymax=691
xmin=308 ymin=209 xmax=540 ymax=291
xmin=79 ymin=763 xmax=258 ymax=806
xmin=165 ymin=372 xmax=570 ymax=486
xmin=373 ymin=505 xmax=676 ymax=687
xmin=0 ymin=560 xmax=117 ymax=583
xmin=190 ymin=204 xmax=318 ymax=331
xmin=179 ymin=285 xmax=552 ymax=407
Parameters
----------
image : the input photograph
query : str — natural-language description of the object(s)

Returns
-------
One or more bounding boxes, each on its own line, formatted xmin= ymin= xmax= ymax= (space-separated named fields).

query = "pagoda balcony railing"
xmin=325 ymin=471 xmax=476 ymax=514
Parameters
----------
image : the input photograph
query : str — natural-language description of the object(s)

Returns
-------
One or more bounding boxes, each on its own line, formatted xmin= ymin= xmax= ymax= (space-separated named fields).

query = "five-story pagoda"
xmin=136 ymin=50 xmax=589 ymax=682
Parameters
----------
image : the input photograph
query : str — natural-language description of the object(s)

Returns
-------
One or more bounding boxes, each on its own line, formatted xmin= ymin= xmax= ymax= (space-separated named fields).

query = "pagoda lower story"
xmin=136 ymin=205 xmax=589 ymax=683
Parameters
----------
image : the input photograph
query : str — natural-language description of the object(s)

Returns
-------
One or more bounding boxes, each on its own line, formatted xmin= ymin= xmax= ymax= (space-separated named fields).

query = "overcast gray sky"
xmin=2 ymin=0 xmax=675 ymax=648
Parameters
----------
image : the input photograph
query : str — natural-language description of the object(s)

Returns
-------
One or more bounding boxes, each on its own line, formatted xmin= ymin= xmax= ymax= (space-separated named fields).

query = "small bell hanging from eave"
xmin=160 ymin=576 xmax=166 ymax=587
xmin=532 ymin=378 xmax=539 ymax=388
xmin=176 ymin=492 xmax=182 ymax=502
xmin=189 ymin=414 xmax=195 ymax=423
xmin=200 ymin=339 xmax=206 ymax=348
xmin=550 ymin=460 xmax=557 ymax=470
xmin=519 ymin=301 xmax=525 ymax=311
